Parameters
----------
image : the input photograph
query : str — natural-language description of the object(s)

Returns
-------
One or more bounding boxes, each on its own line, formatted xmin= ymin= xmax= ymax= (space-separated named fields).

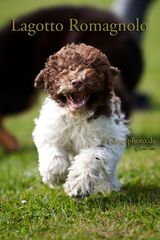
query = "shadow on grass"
xmin=80 ymin=184 xmax=160 ymax=211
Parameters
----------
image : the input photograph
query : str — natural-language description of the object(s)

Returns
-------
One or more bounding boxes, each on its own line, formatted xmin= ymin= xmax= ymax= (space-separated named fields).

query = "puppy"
xmin=32 ymin=43 xmax=129 ymax=198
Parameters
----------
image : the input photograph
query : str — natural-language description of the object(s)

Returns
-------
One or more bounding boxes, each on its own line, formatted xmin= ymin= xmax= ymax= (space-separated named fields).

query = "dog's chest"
xmin=57 ymin=114 xmax=109 ymax=153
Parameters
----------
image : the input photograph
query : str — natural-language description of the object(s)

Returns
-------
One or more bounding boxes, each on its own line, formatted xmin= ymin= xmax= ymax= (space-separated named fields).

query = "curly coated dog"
xmin=32 ymin=43 xmax=129 ymax=198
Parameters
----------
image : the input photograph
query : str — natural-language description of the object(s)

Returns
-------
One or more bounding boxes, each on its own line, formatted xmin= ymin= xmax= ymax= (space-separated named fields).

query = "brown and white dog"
xmin=33 ymin=43 xmax=129 ymax=198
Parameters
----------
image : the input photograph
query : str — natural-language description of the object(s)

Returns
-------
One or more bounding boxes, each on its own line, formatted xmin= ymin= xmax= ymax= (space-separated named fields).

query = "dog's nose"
xmin=71 ymin=80 xmax=83 ymax=88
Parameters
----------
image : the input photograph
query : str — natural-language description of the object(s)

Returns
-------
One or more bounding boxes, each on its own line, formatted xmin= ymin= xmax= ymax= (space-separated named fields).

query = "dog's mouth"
xmin=67 ymin=92 xmax=90 ymax=111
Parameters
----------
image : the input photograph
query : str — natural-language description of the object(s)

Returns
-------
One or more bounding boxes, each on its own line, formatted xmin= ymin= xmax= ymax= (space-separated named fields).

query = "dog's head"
xmin=35 ymin=43 xmax=119 ymax=118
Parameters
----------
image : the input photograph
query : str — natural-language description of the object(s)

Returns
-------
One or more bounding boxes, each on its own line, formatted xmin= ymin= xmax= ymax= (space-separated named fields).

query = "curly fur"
xmin=35 ymin=43 xmax=118 ymax=119
xmin=33 ymin=43 xmax=129 ymax=198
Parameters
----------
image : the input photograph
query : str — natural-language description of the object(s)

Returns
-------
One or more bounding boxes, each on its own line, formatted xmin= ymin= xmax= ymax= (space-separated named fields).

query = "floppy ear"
xmin=110 ymin=66 xmax=120 ymax=78
xmin=34 ymin=69 xmax=45 ymax=88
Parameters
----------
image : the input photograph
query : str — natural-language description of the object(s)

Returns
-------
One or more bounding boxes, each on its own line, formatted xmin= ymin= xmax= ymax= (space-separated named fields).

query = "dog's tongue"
xmin=73 ymin=93 xmax=84 ymax=104
xmin=68 ymin=92 xmax=89 ymax=110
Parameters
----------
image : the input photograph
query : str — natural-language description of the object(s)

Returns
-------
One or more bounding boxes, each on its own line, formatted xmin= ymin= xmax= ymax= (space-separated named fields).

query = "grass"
xmin=0 ymin=0 xmax=160 ymax=239
xmin=1 ymin=146 xmax=160 ymax=239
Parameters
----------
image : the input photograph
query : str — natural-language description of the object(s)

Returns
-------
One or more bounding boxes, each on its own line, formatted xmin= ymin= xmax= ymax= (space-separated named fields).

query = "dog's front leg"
xmin=64 ymin=145 xmax=124 ymax=198
xmin=38 ymin=145 xmax=70 ymax=187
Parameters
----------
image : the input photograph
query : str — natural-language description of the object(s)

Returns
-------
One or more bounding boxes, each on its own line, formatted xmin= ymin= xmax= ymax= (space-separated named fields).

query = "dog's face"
xmin=35 ymin=43 xmax=119 ymax=116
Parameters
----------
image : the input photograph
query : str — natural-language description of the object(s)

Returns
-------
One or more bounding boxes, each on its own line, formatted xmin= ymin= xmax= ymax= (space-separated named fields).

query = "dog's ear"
xmin=110 ymin=66 xmax=120 ymax=78
xmin=34 ymin=69 xmax=45 ymax=88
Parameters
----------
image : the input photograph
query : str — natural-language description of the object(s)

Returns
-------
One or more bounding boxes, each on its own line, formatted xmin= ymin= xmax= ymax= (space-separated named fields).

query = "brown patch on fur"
xmin=112 ymin=94 xmax=130 ymax=125
xmin=35 ymin=43 xmax=119 ymax=118
xmin=114 ymin=96 xmax=121 ymax=118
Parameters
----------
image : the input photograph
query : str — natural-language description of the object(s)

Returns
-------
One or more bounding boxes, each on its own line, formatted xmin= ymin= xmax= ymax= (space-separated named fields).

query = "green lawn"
xmin=0 ymin=0 xmax=160 ymax=239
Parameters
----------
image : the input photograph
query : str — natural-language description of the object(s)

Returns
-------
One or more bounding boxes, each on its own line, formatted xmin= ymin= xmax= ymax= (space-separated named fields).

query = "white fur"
xmin=33 ymin=96 xmax=129 ymax=198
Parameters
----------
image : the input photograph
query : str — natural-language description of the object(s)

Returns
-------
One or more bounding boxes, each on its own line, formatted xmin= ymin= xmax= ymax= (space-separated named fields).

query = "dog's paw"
xmin=39 ymin=156 xmax=70 ymax=187
xmin=64 ymin=175 xmax=95 ymax=198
